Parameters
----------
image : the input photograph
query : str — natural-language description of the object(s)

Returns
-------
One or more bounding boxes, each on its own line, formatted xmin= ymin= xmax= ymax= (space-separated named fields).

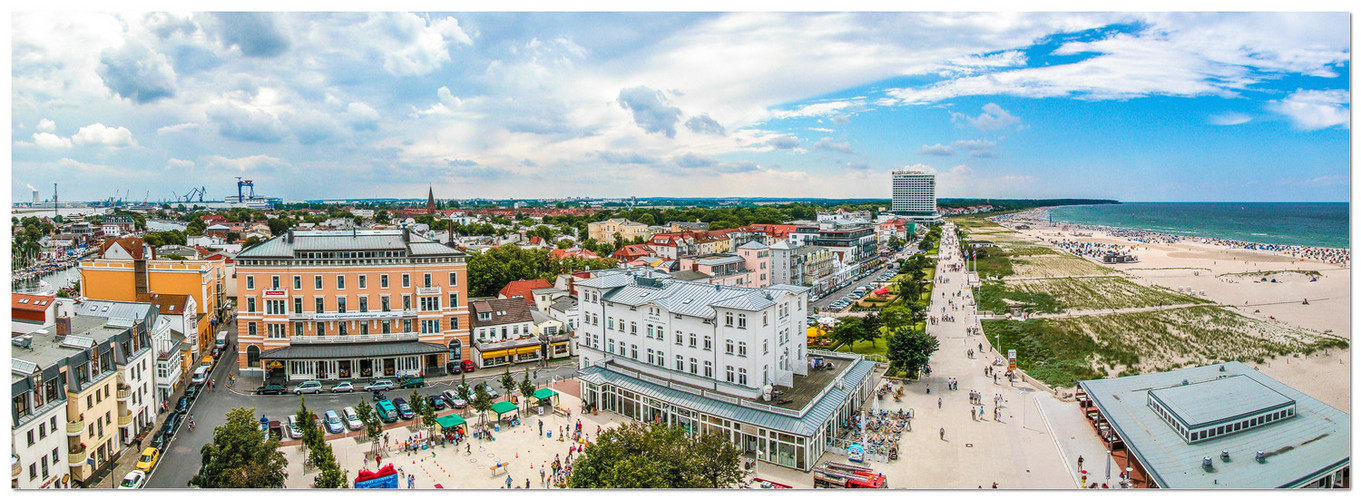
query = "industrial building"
xmin=1077 ymin=362 xmax=1349 ymax=488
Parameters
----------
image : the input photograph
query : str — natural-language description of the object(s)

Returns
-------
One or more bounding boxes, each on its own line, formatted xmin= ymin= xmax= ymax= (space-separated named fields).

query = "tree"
xmin=375 ymin=210 xmax=391 ymax=224
xmin=295 ymin=397 xmax=319 ymax=465
xmin=354 ymin=397 xmax=383 ymax=455
xmin=888 ymin=235 xmax=904 ymax=250
xmin=242 ymin=235 xmax=262 ymax=249
xmin=470 ymin=383 xmax=493 ymax=428
xmin=186 ymin=218 xmax=206 ymax=236
xmin=567 ymin=423 xmax=742 ymax=488
xmin=310 ymin=445 xmax=349 ymax=488
xmin=858 ymin=311 xmax=885 ymax=347
xmin=518 ymin=368 xmax=536 ymax=415
xmin=830 ymin=317 xmax=863 ymax=349
xmin=499 ymin=366 xmax=517 ymax=403
xmin=188 ymin=407 xmax=288 ymax=488
xmin=267 ymin=218 xmax=291 ymax=235
xmin=226 ymin=231 xmax=241 ymax=243
xmin=419 ymin=391 xmax=438 ymax=436
xmin=886 ymin=326 xmax=939 ymax=378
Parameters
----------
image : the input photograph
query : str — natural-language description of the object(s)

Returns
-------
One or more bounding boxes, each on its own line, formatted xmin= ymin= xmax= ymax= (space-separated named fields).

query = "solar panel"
xmin=61 ymin=335 xmax=95 ymax=350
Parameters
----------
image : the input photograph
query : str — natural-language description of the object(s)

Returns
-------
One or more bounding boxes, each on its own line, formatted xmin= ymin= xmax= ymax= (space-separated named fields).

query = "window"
xmin=423 ymin=273 xmax=432 ymax=288
xmin=647 ymin=348 xmax=655 ymax=364
xmin=726 ymin=339 xmax=734 ymax=355
xmin=246 ymin=276 xmax=255 ymax=289
xmin=360 ymin=322 xmax=369 ymax=335
xmin=315 ymin=297 xmax=325 ymax=314
xmin=704 ymin=361 xmax=713 ymax=378
xmin=248 ymin=322 xmax=257 ymax=336
xmin=450 ymin=317 xmax=459 ymax=330
xmin=738 ymin=315 xmax=747 ymax=329
xmin=704 ymin=336 xmax=712 ymax=351
xmin=402 ymin=274 xmax=410 ymax=287
xmin=630 ymin=344 xmax=637 ymax=359
xmin=337 ymin=297 xmax=347 ymax=313
xmin=246 ymin=297 xmax=256 ymax=313
xmin=738 ymin=342 xmax=747 ymax=357
xmin=403 ymin=295 xmax=412 ymax=310
xmin=608 ymin=318 xmax=615 ymax=330
xmin=315 ymin=276 xmax=323 ymax=289
xmin=336 ymin=276 xmax=345 ymax=289
xmin=763 ymin=339 xmax=769 ymax=354
xmin=268 ymin=324 xmax=287 ymax=339
xmin=339 ymin=323 xmax=348 ymax=336
xmin=448 ymin=293 xmax=459 ymax=308
xmin=403 ymin=319 xmax=412 ymax=333
xmin=449 ymin=272 xmax=457 ymax=286
xmin=358 ymin=275 xmax=367 ymax=289
xmin=271 ymin=276 xmax=280 ymax=289
xmin=689 ymin=358 xmax=697 ymax=374
xmin=689 ymin=333 xmax=697 ymax=348
xmin=763 ymin=312 xmax=768 ymax=326
xmin=293 ymin=297 xmax=302 ymax=314
xmin=725 ymin=365 xmax=735 ymax=383
xmin=266 ymin=300 xmax=286 ymax=315
xmin=382 ymin=321 xmax=391 ymax=334
xmin=646 ymin=325 xmax=654 ymax=338
xmin=675 ymin=355 xmax=684 ymax=370
xmin=381 ymin=296 xmax=390 ymax=312
xmin=293 ymin=275 xmax=301 ymax=289
xmin=738 ymin=368 xmax=748 ymax=385
xmin=381 ymin=274 xmax=389 ymax=288
xmin=630 ymin=322 xmax=637 ymax=335
xmin=294 ymin=322 xmax=304 ymax=337
xmin=675 ymin=331 xmax=683 ymax=345
xmin=27 ymin=429 xmax=34 ymax=446
xmin=725 ymin=312 xmax=734 ymax=327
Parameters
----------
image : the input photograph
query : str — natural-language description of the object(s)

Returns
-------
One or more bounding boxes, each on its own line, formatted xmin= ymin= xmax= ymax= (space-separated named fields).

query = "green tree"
xmin=375 ymin=210 xmax=391 ymax=224
xmin=188 ymin=407 xmax=288 ymax=488
xmin=499 ymin=366 xmax=516 ymax=402
xmin=830 ymin=317 xmax=863 ymax=349
xmin=186 ymin=218 xmax=206 ymax=236
xmin=267 ymin=218 xmax=291 ymax=235
xmin=858 ymin=311 xmax=885 ymax=347
xmin=310 ymin=444 xmax=349 ymax=488
xmin=567 ymin=423 xmax=742 ymax=488
xmin=470 ymin=383 xmax=493 ymax=427
xmin=518 ymin=368 xmax=536 ymax=414
xmin=886 ymin=326 xmax=939 ymax=378
xmin=418 ymin=391 xmax=438 ymax=436
xmin=354 ymin=398 xmax=383 ymax=455
xmin=226 ymin=231 xmax=241 ymax=243
xmin=295 ymin=397 xmax=320 ymax=465
xmin=556 ymin=239 xmax=572 ymax=249
xmin=242 ymin=235 xmax=262 ymax=249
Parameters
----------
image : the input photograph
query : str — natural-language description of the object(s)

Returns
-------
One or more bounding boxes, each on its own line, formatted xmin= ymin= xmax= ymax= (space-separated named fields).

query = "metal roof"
xmin=695 ymin=255 xmax=744 ymax=266
xmin=238 ymin=230 xmax=463 ymax=259
xmin=548 ymin=296 xmax=577 ymax=313
xmin=1078 ymin=362 xmax=1350 ymax=488
xmin=579 ymin=356 xmax=874 ymax=437
xmin=581 ymin=270 xmax=807 ymax=319
xmin=259 ymin=341 xmax=447 ymax=360
xmin=1149 ymin=375 xmax=1294 ymax=429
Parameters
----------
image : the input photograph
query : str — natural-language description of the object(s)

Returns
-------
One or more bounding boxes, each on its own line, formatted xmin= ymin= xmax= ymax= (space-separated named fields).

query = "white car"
xmin=285 ymin=415 xmax=304 ymax=439
xmin=363 ymin=379 xmax=394 ymax=392
xmin=293 ymin=381 xmax=323 ymax=395
xmin=118 ymin=470 xmax=147 ymax=489
xmin=343 ymin=406 xmax=364 ymax=431
xmin=330 ymin=382 xmax=354 ymax=393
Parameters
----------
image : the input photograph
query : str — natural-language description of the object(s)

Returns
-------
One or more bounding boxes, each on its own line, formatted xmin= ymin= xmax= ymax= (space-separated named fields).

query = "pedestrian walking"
xmin=938 ymin=397 xmax=942 ymax=409
xmin=939 ymin=427 xmax=945 ymax=440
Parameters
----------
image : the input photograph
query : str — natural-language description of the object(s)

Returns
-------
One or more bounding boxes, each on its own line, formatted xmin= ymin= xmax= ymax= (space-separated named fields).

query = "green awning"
xmin=533 ymin=388 xmax=558 ymax=402
xmin=490 ymin=400 xmax=519 ymax=416
xmin=434 ymin=414 xmax=466 ymax=431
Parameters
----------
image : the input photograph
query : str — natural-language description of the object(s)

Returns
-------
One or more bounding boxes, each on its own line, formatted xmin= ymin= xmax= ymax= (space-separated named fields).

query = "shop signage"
xmin=313 ymin=311 xmax=403 ymax=321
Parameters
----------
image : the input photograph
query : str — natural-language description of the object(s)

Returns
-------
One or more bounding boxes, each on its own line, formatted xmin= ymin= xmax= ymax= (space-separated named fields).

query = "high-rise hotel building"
xmin=891 ymin=170 xmax=941 ymax=223
xmin=234 ymin=230 xmax=469 ymax=381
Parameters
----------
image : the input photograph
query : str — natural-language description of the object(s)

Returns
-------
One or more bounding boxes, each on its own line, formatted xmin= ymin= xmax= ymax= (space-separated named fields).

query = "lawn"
xmin=976 ymin=277 xmax=1209 ymax=314
xmin=834 ymin=323 xmax=925 ymax=356
xmin=981 ymin=306 xmax=1349 ymax=387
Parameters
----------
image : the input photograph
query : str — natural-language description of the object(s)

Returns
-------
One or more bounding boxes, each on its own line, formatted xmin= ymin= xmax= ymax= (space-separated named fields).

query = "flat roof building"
xmin=1077 ymin=361 xmax=1349 ymax=488
xmin=891 ymin=170 xmax=942 ymax=223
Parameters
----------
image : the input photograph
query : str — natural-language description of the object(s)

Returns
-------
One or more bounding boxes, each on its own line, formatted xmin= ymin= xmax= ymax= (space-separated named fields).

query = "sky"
xmin=9 ymin=11 xmax=1352 ymax=203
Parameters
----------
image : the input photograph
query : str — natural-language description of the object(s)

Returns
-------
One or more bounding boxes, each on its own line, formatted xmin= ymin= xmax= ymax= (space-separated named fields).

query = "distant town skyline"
xmin=11 ymin=12 xmax=1351 ymax=203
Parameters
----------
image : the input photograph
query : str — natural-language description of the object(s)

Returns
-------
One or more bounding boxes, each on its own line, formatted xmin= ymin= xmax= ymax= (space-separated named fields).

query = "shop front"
xmin=473 ymin=338 xmax=542 ymax=368
xmin=260 ymin=341 xmax=446 ymax=381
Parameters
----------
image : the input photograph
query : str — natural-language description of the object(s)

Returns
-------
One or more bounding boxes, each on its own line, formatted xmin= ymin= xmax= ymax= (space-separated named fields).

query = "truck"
xmin=812 ymin=462 xmax=888 ymax=489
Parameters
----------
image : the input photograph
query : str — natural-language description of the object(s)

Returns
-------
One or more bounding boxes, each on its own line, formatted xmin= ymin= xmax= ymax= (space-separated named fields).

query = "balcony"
xmin=291 ymin=332 xmax=418 ymax=344
xmin=12 ymin=455 xmax=20 ymax=481
xmin=67 ymin=445 xmax=86 ymax=467
xmin=116 ymin=384 xmax=131 ymax=402
xmin=117 ymin=409 xmax=133 ymax=427
xmin=415 ymin=286 xmax=441 ymax=296
xmin=66 ymin=417 xmax=86 ymax=436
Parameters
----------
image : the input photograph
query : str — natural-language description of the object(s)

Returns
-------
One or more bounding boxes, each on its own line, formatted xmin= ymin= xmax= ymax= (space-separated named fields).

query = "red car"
xmin=461 ymin=360 xmax=476 ymax=373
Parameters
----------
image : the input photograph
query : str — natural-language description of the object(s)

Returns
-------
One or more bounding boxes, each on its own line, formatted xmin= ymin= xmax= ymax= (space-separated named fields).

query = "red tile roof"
xmin=12 ymin=293 xmax=56 ymax=312
xmin=549 ymin=248 xmax=599 ymax=260
xmin=98 ymin=236 xmax=152 ymax=260
xmin=498 ymin=279 xmax=553 ymax=306
xmin=149 ymin=294 xmax=192 ymax=315
xmin=611 ymin=244 xmax=653 ymax=260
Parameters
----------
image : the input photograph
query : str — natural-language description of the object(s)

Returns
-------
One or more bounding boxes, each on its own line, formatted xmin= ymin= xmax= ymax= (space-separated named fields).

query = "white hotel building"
xmin=891 ymin=169 xmax=942 ymax=224
xmin=574 ymin=269 xmax=878 ymax=471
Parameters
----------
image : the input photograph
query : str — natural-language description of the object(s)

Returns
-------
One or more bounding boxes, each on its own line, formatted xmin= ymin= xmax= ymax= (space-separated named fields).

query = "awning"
xmin=479 ymin=349 xmax=509 ymax=359
xmin=511 ymin=346 xmax=540 ymax=356
xmin=533 ymin=388 xmax=557 ymax=402
xmin=261 ymin=341 xmax=446 ymax=360
xmin=490 ymin=400 xmax=518 ymax=416
xmin=435 ymin=414 xmax=466 ymax=431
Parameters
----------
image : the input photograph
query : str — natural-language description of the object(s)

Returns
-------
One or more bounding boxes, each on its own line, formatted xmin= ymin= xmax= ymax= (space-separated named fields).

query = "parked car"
xmin=399 ymin=377 xmax=425 ymax=389
xmin=292 ymin=381 xmax=323 ymax=395
xmin=323 ymin=410 xmax=345 ymax=434
xmin=364 ymin=379 xmax=394 ymax=392
xmin=184 ymin=385 xmax=198 ymax=401
xmin=375 ymin=400 xmax=399 ymax=423
xmin=477 ymin=382 xmax=499 ymax=399
xmin=330 ymin=382 xmax=354 ymax=393
xmin=163 ymin=413 xmax=180 ymax=437
xmin=442 ymin=390 xmax=467 ymax=409
xmin=427 ymin=395 xmax=446 ymax=410
xmin=342 ymin=407 xmax=363 ymax=431
xmin=461 ymin=360 xmax=476 ymax=373
xmin=256 ymin=384 xmax=286 ymax=395
xmin=448 ymin=363 xmax=462 ymax=375
xmin=174 ymin=396 xmax=190 ymax=414
xmin=285 ymin=415 xmax=304 ymax=439
xmin=135 ymin=447 xmax=159 ymax=472
xmin=394 ymin=398 xmax=415 ymax=420
xmin=118 ymin=471 xmax=146 ymax=489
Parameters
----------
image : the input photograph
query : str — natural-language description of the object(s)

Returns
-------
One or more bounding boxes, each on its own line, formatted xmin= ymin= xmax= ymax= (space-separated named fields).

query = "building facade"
xmin=469 ymin=298 xmax=539 ymax=368
xmin=573 ymin=269 xmax=878 ymax=471
xmin=588 ymin=218 xmax=649 ymax=243
xmin=891 ymin=170 xmax=936 ymax=216
xmin=73 ymin=302 xmax=161 ymax=447
xmin=233 ymin=230 xmax=470 ymax=381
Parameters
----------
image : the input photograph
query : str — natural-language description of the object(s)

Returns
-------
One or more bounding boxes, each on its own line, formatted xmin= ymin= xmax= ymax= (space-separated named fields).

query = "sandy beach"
xmin=995 ymin=209 xmax=1350 ymax=411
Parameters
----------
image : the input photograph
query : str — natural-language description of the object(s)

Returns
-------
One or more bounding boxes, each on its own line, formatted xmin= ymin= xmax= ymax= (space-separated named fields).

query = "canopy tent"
xmin=532 ymin=388 xmax=558 ymax=405
xmin=434 ymin=414 xmax=466 ymax=432
xmin=490 ymin=400 xmax=519 ymax=418
xmin=874 ymin=287 xmax=890 ymax=295
xmin=806 ymin=326 xmax=826 ymax=338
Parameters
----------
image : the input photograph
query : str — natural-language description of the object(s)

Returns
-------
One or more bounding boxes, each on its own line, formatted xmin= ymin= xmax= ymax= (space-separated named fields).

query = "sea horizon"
xmin=1045 ymin=202 xmax=1350 ymax=250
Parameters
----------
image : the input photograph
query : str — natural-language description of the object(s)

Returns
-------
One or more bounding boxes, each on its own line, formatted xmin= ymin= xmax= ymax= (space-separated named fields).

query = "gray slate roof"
xmin=1079 ymin=361 xmax=1350 ymax=488
xmin=239 ymin=230 xmax=463 ymax=259
xmin=580 ymin=270 xmax=808 ymax=319
xmin=548 ymin=296 xmax=577 ymax=313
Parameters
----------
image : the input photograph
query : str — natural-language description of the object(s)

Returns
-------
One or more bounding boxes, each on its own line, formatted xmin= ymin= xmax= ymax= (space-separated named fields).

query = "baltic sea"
xmin=1045 ymin=202 xmax=1349 ymax=249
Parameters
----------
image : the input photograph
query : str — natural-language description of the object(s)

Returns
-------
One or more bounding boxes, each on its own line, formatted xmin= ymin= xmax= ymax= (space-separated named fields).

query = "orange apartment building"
xmin=79 ymin=238 xmax=226 ymax=359
xmin=233 ymin=229 xmax=470 ymax=381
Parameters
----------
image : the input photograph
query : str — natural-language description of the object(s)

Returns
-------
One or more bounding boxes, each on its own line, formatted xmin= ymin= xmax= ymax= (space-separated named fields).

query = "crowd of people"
xmin=837 ymin=409 xmax=909 ymax=459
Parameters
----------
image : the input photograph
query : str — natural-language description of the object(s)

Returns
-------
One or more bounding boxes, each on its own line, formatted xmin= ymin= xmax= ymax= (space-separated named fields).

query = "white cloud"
xmin=366 ymin=13 xmax=472 ymax=77
xmin=1268 ymin=89 xmax=1349 ymax=130
xmin=37 ymin=119 xmax=56 ymax=132
xmin=203 ymin=154 xmax=289 ymax=173
xmin=345 ymin=102 xmax=381 ymax=131
xmin=72 ymin=123 xmax=136 ymax=148
xmin=951 ymin=103 xmax=1021 ymax=131
xmin=774 ymin=100 xmax=857 ymax=119
xmin=166 ymin=158 xmax=195 ymax=169
xmin=156 ymin=122 xmax=201 ymax=135
xmin=917 ymin=143 xmax=955 ymax=156
xmin=1208 ymin=112 xmax=1252 ymax=126
xmin=808 ymin=127 xmax=834 ymax=133
xmin=31 ymin=132 xmax=72 ymax=148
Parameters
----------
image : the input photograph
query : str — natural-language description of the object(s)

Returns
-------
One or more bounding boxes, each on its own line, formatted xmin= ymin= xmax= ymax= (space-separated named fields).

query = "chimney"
xmin=56 ymin=315 xmax=71 ymax=338
xmin=287 ymin=229 xmax=295 ymax=243
xmin=402 ymin=228 xmax=410 ymax=242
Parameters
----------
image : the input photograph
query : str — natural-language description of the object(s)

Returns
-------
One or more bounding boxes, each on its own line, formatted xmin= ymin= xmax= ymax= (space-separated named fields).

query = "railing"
xmin=66 ymin=417 xmax=85 ymax=436
xmin=116 ymin=385 xmax=130 ymax=401
xmin=12 ymin=455 xmax=22 ymax=480
xmin=117 ymin=409 xmax=133 ymax=426
xmin=416 ymin=286 xmax=442 ymax=296
xmin=67 ymin=445 xmax=86 ymax=466
xmin=292 ymin=332 xmax=418 ymax=344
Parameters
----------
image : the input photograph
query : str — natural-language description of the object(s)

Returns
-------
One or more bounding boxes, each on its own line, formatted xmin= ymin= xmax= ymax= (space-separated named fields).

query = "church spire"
xmin=426 ymin=186 xmax=436 ymax=214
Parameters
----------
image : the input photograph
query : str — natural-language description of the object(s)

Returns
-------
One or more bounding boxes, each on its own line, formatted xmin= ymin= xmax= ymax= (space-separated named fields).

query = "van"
xmin=199 ymin=355 xmax=214 ymax=372
xmin=190 ymin=366 xmax=209 ymax=385
xmin=214 ymin=331 xmax=228 ymax=350
xmin=375 ymin=400 xmax=398 ymax=423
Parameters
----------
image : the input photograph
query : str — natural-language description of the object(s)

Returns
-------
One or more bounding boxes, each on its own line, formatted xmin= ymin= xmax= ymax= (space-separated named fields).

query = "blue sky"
xmin=10 ymin=12 xmax=1350 ymax=202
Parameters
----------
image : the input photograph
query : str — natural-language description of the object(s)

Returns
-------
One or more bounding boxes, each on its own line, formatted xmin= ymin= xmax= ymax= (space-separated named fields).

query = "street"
xmin=811 ymin=247 xmax=916 ymax=312
xmin=143 ymin=353 xmax=578 ymax=488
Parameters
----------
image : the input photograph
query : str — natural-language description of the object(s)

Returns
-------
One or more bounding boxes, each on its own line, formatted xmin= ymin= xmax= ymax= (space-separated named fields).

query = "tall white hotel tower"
xmin=891 ymin=170 xmax=940 ymax=223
